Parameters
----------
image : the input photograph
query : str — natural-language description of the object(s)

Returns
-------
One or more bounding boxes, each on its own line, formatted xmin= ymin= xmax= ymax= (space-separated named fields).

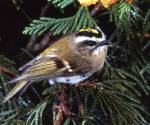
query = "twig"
xmin=53 ymin=86 xmax=75 ymax=125
xmin=90 ymin=2 xmax=105 ymax=16
xmin=53 ymin=89 xmax=66 ymax=125
xmin=26 ymin=3 xmax=51 ymax=51
xmin=53 ymin=110 xmax=64 ymax=125
xmin=11 ymin=0 xmax=32 ymax=21
xmin=33 ymin=32 xmax=53 ymax=52
xmin=0 ymin=66 xmax=16 ymax=76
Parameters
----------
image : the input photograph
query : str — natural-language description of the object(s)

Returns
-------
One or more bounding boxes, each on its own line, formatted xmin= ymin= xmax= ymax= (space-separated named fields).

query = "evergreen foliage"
xmin=26 ymin=101 xmax=49 ymax=125
xmin=0 ymin=0 xmax=150 ymax=125
xmin=48 ymin=0 xmax=75 ymax=9
xmin=23 ymin=7 xmax=97 ymax=36
xmin=109 ymin=2 xmax=141 ymax=39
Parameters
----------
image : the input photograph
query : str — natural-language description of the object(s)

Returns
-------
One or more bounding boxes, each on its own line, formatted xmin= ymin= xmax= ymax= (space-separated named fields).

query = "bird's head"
xmin=73 ymin=27 xmax=109 ymax=57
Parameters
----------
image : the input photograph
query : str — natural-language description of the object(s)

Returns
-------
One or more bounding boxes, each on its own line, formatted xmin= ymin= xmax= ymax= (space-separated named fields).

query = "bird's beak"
xmin=93 ymin=40 xmax=109 ymax=50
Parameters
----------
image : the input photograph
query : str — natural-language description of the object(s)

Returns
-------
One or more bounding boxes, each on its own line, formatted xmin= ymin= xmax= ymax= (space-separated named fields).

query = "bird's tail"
xmin=3 ymin=80 xmax=28 ymax=103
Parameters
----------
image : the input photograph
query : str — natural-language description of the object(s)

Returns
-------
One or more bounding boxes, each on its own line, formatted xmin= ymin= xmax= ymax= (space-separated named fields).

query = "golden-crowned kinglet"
xmin=3 ymin=27 xmax=109 ymax=102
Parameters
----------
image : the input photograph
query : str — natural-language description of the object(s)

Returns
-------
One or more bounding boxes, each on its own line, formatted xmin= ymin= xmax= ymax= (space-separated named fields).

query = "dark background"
xmin=0 ymin=0 xmax=46 ymax=58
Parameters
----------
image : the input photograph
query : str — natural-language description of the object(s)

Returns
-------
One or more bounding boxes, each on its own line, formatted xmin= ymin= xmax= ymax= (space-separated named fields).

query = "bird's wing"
xmin=9 ymin=53 xmax=91 ymax=84
xmin=9 ymin=56 xmax=70 ymax=83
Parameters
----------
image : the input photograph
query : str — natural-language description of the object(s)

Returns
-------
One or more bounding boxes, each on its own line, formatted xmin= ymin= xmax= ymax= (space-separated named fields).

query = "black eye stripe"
xmin=76 ymin=31 xmax=102 ymax=38
xmin=83 ymin=40 xmax=97 ymax=46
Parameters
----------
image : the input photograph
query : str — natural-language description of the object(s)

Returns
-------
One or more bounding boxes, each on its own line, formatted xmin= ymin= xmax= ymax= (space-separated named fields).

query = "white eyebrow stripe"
xmin=75 ymin=36 xmax=106 ymax=43
xmin=47 ymin=54 xmax=58 ymax=58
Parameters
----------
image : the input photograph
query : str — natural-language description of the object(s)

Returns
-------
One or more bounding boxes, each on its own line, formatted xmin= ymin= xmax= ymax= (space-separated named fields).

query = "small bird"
xmin=3 ymin=27 xmax=108 ymax=103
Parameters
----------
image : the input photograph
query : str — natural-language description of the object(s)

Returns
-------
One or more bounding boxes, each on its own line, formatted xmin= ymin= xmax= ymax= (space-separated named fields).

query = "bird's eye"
xmin=83 ymin=40 xmax=97 ymax=46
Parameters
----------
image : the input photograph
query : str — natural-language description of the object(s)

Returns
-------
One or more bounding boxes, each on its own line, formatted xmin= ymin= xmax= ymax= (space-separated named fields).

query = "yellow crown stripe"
xmin=79 ymin=28 xmax=99 ymax=34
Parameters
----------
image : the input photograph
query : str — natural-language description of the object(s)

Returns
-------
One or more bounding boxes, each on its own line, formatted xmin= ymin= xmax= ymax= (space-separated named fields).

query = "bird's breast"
xmin=92 ymin=46 xmax=108 ymax=71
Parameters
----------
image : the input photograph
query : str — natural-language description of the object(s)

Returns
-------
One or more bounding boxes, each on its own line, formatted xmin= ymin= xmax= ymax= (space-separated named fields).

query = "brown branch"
xmin=26 ymin=3 xmax=51 ymax=52
xmin=32 ymin=32 xmax=53 ymax=52
xmin=90 ymin=2 xmax=105 ymax=16
xmin=53 ymin=86 xmax=75 ymax=125
xmin=0 ymin=66 xmax=16 ymax=76
xmin=53 ymin=110 xmax=64 ymax=125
